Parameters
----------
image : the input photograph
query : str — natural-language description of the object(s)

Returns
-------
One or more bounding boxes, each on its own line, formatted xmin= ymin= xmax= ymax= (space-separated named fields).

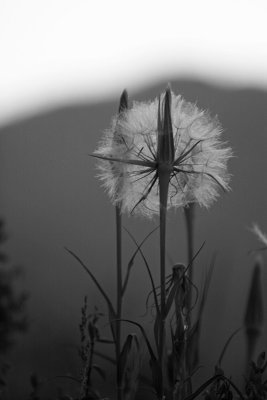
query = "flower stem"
xmin=158 ymin=168 xmax=170 ymax=399
xmin=184 ymin=205 xmax=194 ymax=290
xmin=184 ymin=204 xmax=195 ymax=395
xmin=115 ymin=205 xmax=123 ymax=400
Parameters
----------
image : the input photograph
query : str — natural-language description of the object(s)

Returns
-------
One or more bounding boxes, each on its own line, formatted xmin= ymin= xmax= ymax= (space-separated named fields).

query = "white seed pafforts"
xmin=94 ymin=88 xmax=232 ymax=218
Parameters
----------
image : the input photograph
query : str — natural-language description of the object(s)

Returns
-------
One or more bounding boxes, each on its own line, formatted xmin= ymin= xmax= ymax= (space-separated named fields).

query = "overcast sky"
xmin=1 ymin=0 xmax=267 ymax=125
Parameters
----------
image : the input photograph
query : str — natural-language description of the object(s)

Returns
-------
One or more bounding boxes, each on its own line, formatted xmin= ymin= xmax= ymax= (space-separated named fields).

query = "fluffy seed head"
xmin=94 ymin=89 xmax=232 ymax=218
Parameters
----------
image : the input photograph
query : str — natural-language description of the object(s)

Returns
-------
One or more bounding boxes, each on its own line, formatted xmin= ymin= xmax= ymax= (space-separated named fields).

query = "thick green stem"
xmin=115 ymin=205 xmax=123 ymax=400
xmin=158 ymin=169 xmax=170 ymax=399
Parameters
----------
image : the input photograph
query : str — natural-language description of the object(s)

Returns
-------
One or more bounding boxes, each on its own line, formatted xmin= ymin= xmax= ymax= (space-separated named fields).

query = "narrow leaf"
xmin=118 ymin=334 xmax=135 ymax=384
xmin=181 ymin=241 xmax=205 ymax=281
xmin=119 ymin=319 xmax=157 ymax=363
xmin=91 ymin=153 xmax=152 ymax=167
xmin=165 ymin=279 xmax=180 ymax=318
xmin=123 ymin=228 xmax=160 ymax=315
xmin=97 ymin=338 xmax=115 ymax=344
xmin=188 ymin=254 xmax=216 ymax=370
xmin=220 ymin=376 xmax=245 ymax=399
xmin=183 ymin=374 xmax=222 ymax=400
xmin=92 ymin=364 xmax=106 ymax=381
xmin=108 ymin=303 xmax=117 ymax=343
xmin=65 ymin=248 xmax=116 ymax=317
xmin=122 ymin=226 xmax=159 ymax=296
xmin=94 ymin=351 xmax=116 ymax=365
xmin=217 ymin=327 xmax=242 ymax=367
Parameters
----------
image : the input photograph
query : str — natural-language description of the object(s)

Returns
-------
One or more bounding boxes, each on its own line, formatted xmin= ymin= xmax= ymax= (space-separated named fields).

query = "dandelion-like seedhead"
xmin=94 ymin=89 xmax=232 ymax=217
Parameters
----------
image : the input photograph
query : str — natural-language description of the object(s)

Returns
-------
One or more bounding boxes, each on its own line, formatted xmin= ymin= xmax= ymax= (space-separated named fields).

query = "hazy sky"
xmin=1 ymin=0 xmax=267 ymax=124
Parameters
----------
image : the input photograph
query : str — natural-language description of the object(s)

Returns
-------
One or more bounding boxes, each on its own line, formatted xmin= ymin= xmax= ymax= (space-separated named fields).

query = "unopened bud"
xmin=118 ymin=89 xmax=128 ymax=113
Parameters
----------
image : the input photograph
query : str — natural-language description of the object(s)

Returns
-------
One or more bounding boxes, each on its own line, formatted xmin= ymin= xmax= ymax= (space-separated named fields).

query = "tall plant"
xmin=93 ymin=86 xmax=232 ymax=399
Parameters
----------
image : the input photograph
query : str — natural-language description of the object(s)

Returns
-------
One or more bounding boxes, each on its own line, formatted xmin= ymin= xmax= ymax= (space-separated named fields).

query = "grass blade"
xmin=122 ymin=226 xmax=159 ymax=296
xmin=217 ymin=327 xmax=243 ymax=367
xmin=65 ymin=247 xmax=116 ymax=317
xmin=123 ymin=228 xmax=160 ymax=316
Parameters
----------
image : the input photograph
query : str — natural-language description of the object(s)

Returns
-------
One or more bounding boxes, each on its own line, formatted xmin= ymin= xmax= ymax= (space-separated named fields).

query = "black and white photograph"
xmin=0 ymin=1 xmax=267 ymax=399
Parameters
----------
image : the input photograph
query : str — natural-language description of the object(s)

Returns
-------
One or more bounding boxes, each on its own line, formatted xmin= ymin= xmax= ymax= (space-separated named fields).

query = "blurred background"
xmin=1 ymin=0 xmax=267 ymax=398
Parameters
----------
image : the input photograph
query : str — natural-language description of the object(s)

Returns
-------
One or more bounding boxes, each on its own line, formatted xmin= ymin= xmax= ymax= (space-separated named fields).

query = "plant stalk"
xmin=115 ymin=205 xmax=123 ymax=400
xmin=184 ymin=204 xmax=194 ymax=317
xmin=183 ymin=204 xmax=195 ymax=396
xmin=114 ymin=89 xmax=127 ymax=400
xmin=158 ymin=168 xmax=170 ymax=399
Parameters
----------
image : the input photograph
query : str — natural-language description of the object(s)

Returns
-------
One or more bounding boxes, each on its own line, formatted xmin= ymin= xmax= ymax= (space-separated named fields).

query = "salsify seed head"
xmin=94 ymin=88 xmax=232 ymax=218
